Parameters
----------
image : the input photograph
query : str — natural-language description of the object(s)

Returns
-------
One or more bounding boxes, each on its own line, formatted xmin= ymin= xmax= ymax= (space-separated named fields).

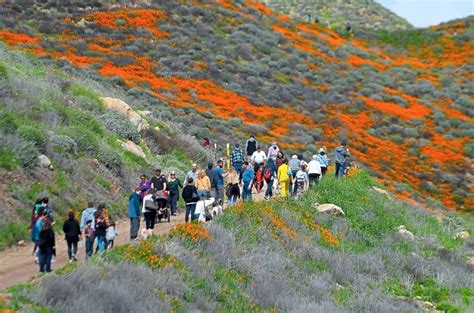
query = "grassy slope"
xmin=3 ymin=171 xmax=472 ymax=312
xmin=0 ymin=47 xmax=209 ymax=249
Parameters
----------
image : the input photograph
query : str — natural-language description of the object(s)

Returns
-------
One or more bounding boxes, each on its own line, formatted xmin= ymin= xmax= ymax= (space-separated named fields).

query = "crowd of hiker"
xmin=28 ymin=137 xmax=351 ymax=272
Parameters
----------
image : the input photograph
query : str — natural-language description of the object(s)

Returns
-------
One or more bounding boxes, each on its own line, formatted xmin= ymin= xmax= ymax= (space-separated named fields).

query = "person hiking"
xmin=288 ymin=155 xmax=301 ymax=194
xmin=80 ymin=201 xmax=96 ymax=233
xmin=62 ymin=211 xmax=82 ymax=262
xmin=230 ymin=143 xmax=244 ymax=175
xmin=295 ymin=164 xmax=309 ymax=196
xmin=245 ymin=135 xmax=258 ymax=161
xmin=254 ymin=166 xmax=264 ymax=193
xmin=215 ymin=159 xmax=225 ymax=205
xmin=30 ymin=198 xmax=44 ymax=259
xmin=316 ymin=147 xmax=329 ymax=176
xmin=142 ymin=189 xmax=158 ymax=237
xmin=182 ymin=177 xmax=200 ymax=222
xmin=128 ymin=188 xmax=141 ymax=240
xmin=267 ymin=142 xmax=280 ymax=160
xmin=84 ymin=219 xmax=94 ymax=259
xmin=185 ymin=163 xmax=199 ymax=186
xmin=251 ymin=145 xmax=267 ymax=172
xmin=94 ymin=207 xmax=108 ymax=253
xmin=263 ymin=158 xmax=277 ymax=199
xmin=225 ymin=167 xmax=241 ymax=206
xmin=151 ymin=168 xmax=167 ymax=192
xmin=205 ymin=162 xmax=218 ymax=199
xmin=167 ymin=171 xmax=183 ymax=216
xmin=106 ymin=220 xmax=116 ymax=249
xmin=38 ymin=218 xmax=55 ymax=273
xmin=334 ymin=141 xmax=350 ymax=178
xmin=308 ymin=155 xmax=322 ymax=187
xmin=242 ymin=161 xmax=255 ymax=201
xmin=41 ymin=197 xmax=53 ymax=217
xmin=195 ymin=170 xmax=211 ymax=200
xmin=275 ymin=151 xmax=285 ymax=170
xmin=32 ymin=208 xmax=46 ymax=264
xmin=277 ymin=158 xmax=291 ymax=198
xmin=137 ymin=174 xmax=151 ymax=205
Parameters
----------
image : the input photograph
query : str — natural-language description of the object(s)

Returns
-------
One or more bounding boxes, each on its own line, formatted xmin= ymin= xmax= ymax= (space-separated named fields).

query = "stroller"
xmin=155 ymin=190 xmax=171 ymax=223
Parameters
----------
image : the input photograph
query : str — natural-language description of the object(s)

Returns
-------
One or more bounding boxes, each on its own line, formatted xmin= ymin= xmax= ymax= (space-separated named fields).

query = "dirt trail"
xmin=0 ymin=190 xmax=267 ymax=290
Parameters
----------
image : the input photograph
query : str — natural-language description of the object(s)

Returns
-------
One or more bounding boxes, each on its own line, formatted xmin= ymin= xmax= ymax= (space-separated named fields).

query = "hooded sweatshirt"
xmin=63 ymin=217 xmax=81 ymax=241
xmin=128 ymin=192 xmax=141 ymax=218
xmin=334 ymin=146 xmax=349 ymax=165
xmin=80 ymin=207 xmax=96 ymax=231
xmin=245 ymin=137 xmax=258 ymax=156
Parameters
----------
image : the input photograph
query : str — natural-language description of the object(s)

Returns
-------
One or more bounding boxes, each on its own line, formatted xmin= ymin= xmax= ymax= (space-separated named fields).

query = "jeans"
xmin=106 ymin=240 xmax=114 ymax=249
xmin=265 ymin=179 xmax=274 ymax=197
xmin=197 ymin=190 xmax=208 ymax=200
xmin=85 ymin=237 xmax=94 ymax=259
xmin=242 ymin=181 xmax=252 ymax=200
xmin=97 ymin=235 xmax=107 ymax=252
xmin=227 ymin=195 xmax=238 ymax=206
xmin=232 ymin=162 xmax=242 ymax=174
xmin=144 ymin=211 xmax=157 ymax=230
xmin=130 ymin=217 xmax=140 ymax=239
xmin=66 ymin=238 xmax=78 ymax=260
xmin=335 ymin=163 xmax=346 ymax=178
xmin=169 ymin=193 xmax=179 ymax=215
xmin=39 ymin=248 xmax=53 ymax=272
xmin=185 ymin=203 xmax=196 ymax=222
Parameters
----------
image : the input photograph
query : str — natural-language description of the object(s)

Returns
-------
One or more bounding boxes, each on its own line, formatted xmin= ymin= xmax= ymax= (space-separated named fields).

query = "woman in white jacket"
xmin=142 ymin=189 xmax=157 ymax=237
xmin=307 ymin=155 xmax=322 ymax=187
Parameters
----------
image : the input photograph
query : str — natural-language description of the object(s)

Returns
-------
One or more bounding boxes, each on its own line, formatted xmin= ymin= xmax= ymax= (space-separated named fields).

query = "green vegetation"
xmin=0 ymin=221 xmax=30 ymax=250
xmin=375 ymin=29 xmax=440 ymax=49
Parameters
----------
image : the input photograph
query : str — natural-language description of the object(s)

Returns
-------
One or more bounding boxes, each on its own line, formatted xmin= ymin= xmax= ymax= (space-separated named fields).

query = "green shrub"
xmin=65 ymin=125 xmax=100 ymax=156
xmin=101 ymin=111 xmax=140 ymax=143
xmin=0 ymin=221 xmax=29 ymax=250
xmin=0 ymin=111 xmax=19 ymax=133
xmin=0 ymin=62 xmax=7 ymax=77
xmin=96 ymin=147 xmax=122 ymax=174
xmin=0 ymin=147 xmax=20 ymax=170
xmin=49 ymin=134 xmax=77 ymax=154
xmin=18 ymin=125 xmax=47 ymax=152
xmin=14 ymin=141 xmax=39 ymax=169
xmin=70 ymin=84 xmax=104 ymax=114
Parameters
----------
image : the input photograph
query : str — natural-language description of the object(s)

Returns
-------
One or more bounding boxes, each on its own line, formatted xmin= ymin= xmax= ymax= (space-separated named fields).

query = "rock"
xmin=455 ymin=231 xmax=470 ymax=240
xmin=38 ymin=155 xmax=54 ymax=171
xmin=121 ymin=140 xmax=146 ymax=159
xmin=371 ymin=186 xmax=390 ymax=197
xmin=101 ymin=97 xmax=149 ymax=131
xmin=17 ymin=240 xmax=26 ymax=246
xmin=315 ymin=203 xmax=345 ymax=216
xmin=398 ymin=225 xmax=415 ymax=241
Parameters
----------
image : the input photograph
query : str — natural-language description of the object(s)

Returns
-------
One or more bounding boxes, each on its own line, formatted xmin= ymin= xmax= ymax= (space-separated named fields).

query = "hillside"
xmin=1 ymin=0 xmax=472 ymax=213
xmin=2 ymin=171 xmax=473 ymax=312
xmin=262 ymin=0 xmax=413 ymax=32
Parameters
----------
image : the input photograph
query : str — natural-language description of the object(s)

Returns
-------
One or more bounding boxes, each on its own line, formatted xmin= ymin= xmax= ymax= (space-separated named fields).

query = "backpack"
xmin=263 ymin=167 xmax=272 ymax=180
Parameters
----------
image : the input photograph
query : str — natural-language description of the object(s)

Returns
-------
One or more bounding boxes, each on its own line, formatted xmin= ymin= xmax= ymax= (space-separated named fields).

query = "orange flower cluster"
xmin=0 ymin=30 xmax=39 ymax=45
xmin=246 ymin=1 xmax=275 ymax=15
xmin=86 ymin=9 xmax=169 ymax=38
xmin=348 ymin=54 xmax=387 ymax=71
xmin=360 ymin=96 xmax=431 ymax=120
xmin=170 ymin=223 xmax=211 ymax=241
xmin=296 ymin=24 xmax=345 ymax=47
xmin=117 ymin=239 xmax=178 ymax=269
xmin=300 ymin=212 xmax=340 ymax=246
xmin=262 ymin=206 xmax=296 ymax=240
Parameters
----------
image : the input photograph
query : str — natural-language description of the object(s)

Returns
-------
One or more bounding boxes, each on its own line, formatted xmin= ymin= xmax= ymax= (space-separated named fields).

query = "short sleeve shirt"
xmin=151 ymin=175 xmax=167 ymax=191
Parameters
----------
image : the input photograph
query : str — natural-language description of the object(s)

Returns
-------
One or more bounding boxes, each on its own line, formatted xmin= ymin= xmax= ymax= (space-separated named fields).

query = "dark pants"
xmin=39 ymin=248 xmax=53 ymax=272
xmin=130 ymin=217 xmax=140 ymax=239
xmin=265 ymin=179 xmax=274 ymax=197
xmin=321 ymin=167 xmax=327 ymax=176
xmin=309 ymin=173 xmax=320 ymax=187
xmin=107 ymin=240 xmax=114 ymax=249
xmin=335 ymin=163 xmax=346 ymax=178
xmin=66 ymin=238 xmax=78 ymax=260
xmin=85 ymin=236 xmax=94 ymax=259
xmin=291 ymin=170 xmax=298 ymax=194
xmin=185 ymin=203 xmax=196 ymax=223
xmin=144 ymin=211 xmax=157 ymax=229
xmin=169 ymin=193 xmax=179 ymax=215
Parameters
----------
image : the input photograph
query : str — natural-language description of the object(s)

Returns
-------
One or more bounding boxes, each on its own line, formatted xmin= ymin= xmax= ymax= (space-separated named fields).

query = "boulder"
xmin=38 ymin=155 xmax=54 ymax=171
xmin=398 ymin=225 xmax=415 ymax=241
xmin=371 ymin=186 xmax=390 ymax=197
xmin=315 ymin=203 xmax=345 ymax=216
xmin=121 ymin=140 xmax=146 ymax=159
xmin=467 ymin=256 xmax=474 ymax=266
xmin=101 ymin=97 xmax=149 ymax=131
xmin=455 ymin=231 xmax=470 ymax=240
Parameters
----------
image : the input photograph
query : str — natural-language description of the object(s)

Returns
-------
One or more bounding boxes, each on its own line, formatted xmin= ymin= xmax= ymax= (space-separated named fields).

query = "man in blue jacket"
xmin=242 ymin=161 xmax=255 ymax=201
xmin=128 ymin=188 xmax=141 ymax=240
xmin=334 ymin=141 xmax=350 ymax=178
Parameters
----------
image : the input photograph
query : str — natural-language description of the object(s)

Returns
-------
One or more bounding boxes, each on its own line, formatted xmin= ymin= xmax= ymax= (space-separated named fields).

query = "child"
xmin=84 ymin=219 xmax=95 ymax=259
xmin=254 ymin=167 xmax=264 ymax=193
xmin=295 ymin=164 xmax=309 ymax=196
xmin=106 ymin=221 xmax=117 ymax=249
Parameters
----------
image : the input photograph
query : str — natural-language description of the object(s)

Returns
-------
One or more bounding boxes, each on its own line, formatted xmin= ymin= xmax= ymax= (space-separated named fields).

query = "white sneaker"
xmin=51 ymin=258 xmax=56 ymax=263
xmin=34 ymin=256 xmax=39 ymax=264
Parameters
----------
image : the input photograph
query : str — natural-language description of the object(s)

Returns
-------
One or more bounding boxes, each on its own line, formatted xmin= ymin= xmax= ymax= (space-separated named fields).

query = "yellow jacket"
xmin=196 ymin=176 xmax=211 ymax=191
xmin=277 ymin=164 xmax=290 ymax=182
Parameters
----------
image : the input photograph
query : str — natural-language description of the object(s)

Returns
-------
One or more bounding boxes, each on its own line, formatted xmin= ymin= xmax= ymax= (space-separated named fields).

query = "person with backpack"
xmin=230 ymin=144 xmax=244 ymax=175
xmin=308 ymin=155 xmax=322 ymax=187
xmin=242 ymin=161 xmax=255 ymax=201
xmin=254 ymin=166 xmax=264 ymax=193
xmin=182 ymin=177 xmax=200 ymax=222
xmin=38 ymin=218 xmax=55 ymax=273
xmin=62 ymin=211 xmax=82 ymax=262
xmin=288 ymin=155 xmax=301 ymax=194
xmin=128 ymin=188 xmax=141 ymax=240
xmin=215 ymin=160 xmax=225 ymax=205
xmin=167 ymin=171 xmax=183 ymax=216
xmin=316 ymin=147 xmax=329 ymax=176
xmin=245 ymin=135 xmax=258 ymax=161
xmin=205 ymin=162 xmax=218 ymax=199
xmin=195 ymin=170 xmax=211 ymax=200
xmin=334 ymin=141 xmax=350 ymax=178
xmin=225 ymin=167 xmax=241 ymax=206
xmin=295 ymin=164 xmax=309 ymax=196
xmin=267 ymin=142 xmax=280 ymax=160
xmin=263 ymin=158 xmax=277 ymax=199
xmin=142 ymin=189 xmax=158 ymax=236
xmin=277 ymin=158 xmax=291 ymax=198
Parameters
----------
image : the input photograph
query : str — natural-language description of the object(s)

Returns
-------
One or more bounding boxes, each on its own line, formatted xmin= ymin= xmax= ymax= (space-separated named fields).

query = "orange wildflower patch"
xmin=170 ymin=223 xmax=211 ymax=241
xmin=0 ymin=30 xmax=40 ymax=45
xmin=296 ymin=24 xmax=345 ymax=47
xmin=246 ymin=1 xmax=274 ymax=15
xmin=86 ymin=9 xmax=169 ymax=38
xmin=301 ymin=212 xmax=339 ymax=246
xmin=117 ymin=239 xmax=179 ymax=269
xmin=262 ymin=206 xmax=296 ymax=240
xmin=348 ymin=54 xmax=387 ymax=71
